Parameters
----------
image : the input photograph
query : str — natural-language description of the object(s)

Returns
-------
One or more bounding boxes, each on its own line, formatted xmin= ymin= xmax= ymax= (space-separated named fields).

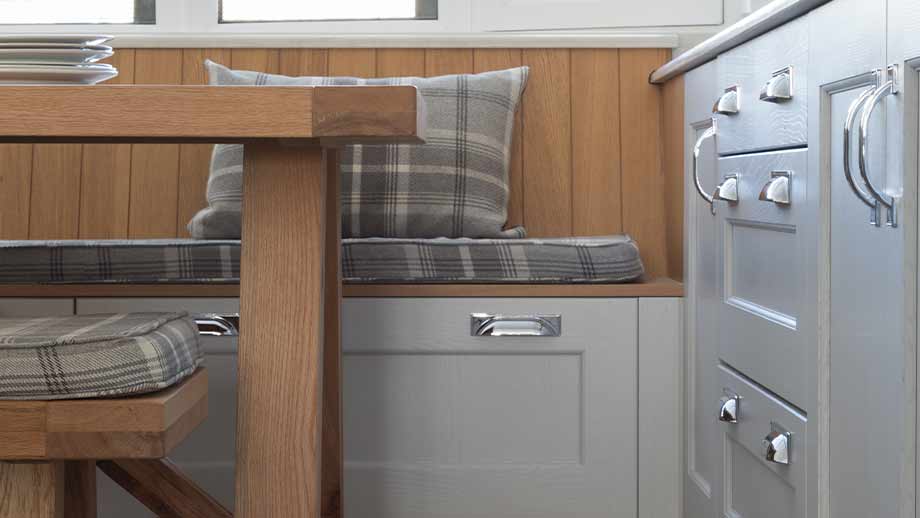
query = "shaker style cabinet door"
xmin=810 ymin=2 xmax=914 ymax=518
xmin=683 ymin=60 xmax=723 ymax=518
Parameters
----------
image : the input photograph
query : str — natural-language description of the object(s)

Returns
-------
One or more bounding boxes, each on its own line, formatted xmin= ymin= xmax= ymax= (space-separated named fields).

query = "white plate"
xmin=0 ymin=34 xmax=112 ymax=46
xmin=0 ymin=47 xmax=113 ymax=64
xmin=0 ymin=64 xmax=118 ymax=85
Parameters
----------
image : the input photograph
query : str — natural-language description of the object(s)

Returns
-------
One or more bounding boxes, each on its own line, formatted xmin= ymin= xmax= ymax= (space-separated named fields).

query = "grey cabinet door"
xmin=683 ymin=60 xmax=723 ymax=518
xmin=810 ymin=1 xmax=914 ymax=518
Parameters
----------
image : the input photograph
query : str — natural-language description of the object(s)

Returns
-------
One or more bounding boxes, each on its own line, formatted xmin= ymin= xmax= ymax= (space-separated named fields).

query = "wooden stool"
xmin=0 ymin=368 xmax=228 ymax=518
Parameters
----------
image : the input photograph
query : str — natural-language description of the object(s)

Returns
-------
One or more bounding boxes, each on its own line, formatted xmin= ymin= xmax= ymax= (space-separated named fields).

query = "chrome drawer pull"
xmin=195 ymin=314 xmax=240 ymax=337
xmin=713 ymin=85 xmax=740 ymax=115
xmin=692 ymin=122 xmax=718 ymax=215
xmin=758 ymin=171 xmax=791 ymax=205
xmin=762 ymin=422 xmax=792 ymax=465
xmin=713 ymin=174 xmax=739 ymax=204
xmin=718 ymin=390 xmax=741 ymax=423
xmin=858 ymin=65 xmax=900 ymax=227
xmin=759 ymin=66 xmax=793 ymax=103
xmin=843 ymin=85 xmax=881 ymax=226
xmin=471 ymin=314 xmax=561 ymax=337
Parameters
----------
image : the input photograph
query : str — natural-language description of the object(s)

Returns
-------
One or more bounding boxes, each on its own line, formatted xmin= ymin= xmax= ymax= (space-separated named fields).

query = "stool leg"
xmin=64 ymin=461 xmax=97 ymax=518
xmin=0 ymin=461 xmax=66 ymax=518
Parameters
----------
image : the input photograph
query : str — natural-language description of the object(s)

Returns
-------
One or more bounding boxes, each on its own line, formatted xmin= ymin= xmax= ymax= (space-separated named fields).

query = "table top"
xmin=0 ymin=84 xmax=424 ymax=144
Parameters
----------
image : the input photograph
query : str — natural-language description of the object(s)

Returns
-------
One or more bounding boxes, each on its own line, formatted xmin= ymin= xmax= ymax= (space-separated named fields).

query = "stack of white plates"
xmin=0 ymin=34 xmax=118 ymax=85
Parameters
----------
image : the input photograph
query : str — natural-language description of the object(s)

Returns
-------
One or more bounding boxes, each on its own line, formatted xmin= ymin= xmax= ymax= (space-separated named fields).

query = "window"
xmin=219 ymin=0 xmax=437 ymax=23
xmin=0 ymin=0 xmax=155 ymax=24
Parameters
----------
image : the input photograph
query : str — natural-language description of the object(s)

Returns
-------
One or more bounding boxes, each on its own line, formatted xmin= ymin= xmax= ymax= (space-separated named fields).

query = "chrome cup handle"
xmin=693 ymin=123 xmax=717 ymax=215
xmin=843 ymin=86 xmax=881 ymax=226
xmin=858 ymin=70 xmax=898 ymax=227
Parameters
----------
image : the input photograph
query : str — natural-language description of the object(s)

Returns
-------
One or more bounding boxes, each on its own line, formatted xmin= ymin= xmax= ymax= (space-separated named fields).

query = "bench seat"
xmin=0 ymin=235 xmax=644 ymax=284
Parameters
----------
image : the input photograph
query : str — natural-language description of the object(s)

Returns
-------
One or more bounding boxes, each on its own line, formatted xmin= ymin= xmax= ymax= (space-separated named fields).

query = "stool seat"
xmin=0 ymin=312 xmax=202 ymax=400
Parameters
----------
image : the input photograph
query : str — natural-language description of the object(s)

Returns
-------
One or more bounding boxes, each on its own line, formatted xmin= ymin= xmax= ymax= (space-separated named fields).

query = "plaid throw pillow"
xmin=189 ymin=60 xmax=529 ymax=239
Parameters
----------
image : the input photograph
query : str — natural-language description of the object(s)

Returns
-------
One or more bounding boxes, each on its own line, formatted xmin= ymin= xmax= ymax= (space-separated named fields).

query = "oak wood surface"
xmin=0 ymin=462 xmax=65 ymax=518
xmin=0 ymin=369 xmax=207 ymax=460
xmin=235 ymin=144 xmax=328 ymax=518
xmin=97 ymin=459 xmax=232 ymax=518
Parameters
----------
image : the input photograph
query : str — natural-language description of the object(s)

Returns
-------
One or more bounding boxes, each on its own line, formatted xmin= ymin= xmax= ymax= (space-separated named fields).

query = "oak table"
xmin=0 ymin=84 xmax=424 ymax=518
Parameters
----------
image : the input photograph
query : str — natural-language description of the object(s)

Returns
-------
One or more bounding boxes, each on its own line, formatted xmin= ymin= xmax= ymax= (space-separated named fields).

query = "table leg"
xmin=321 ymin=148 xmax=343 ymax=518
xmin=0 ymin=462 xmax=66 ymax=518
xmin=236 ymin=143 xmax=328 ymax=518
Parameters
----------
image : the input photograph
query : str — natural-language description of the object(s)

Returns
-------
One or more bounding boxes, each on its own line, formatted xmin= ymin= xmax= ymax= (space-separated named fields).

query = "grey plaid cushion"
xmin=0 ymin=313 xmax=202 ymax=400
xmin=0 ymin=239 xmax=240 ymax=284
xmin=191 ymin=60 xmax=529 ymax=240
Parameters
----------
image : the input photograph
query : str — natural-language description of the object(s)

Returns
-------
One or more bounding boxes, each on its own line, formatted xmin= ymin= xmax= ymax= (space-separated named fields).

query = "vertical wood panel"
xmin=29 ymin=143 xmax=82 ymax=239
xmin=79 ymin=49 xmax=135 ymax=239
xmin=571 ymin=49 xmax=623 ymax=235
xmin=230 ymin=49 xmax=281 ymax=73
xmin=474 ymin=49 xmax=525 ymax=231
xmin=0 ymin=145 xmax=33 ymax=239
xmin=376 ymin=49 xmax=425 ymax=77
xmin=424 ymin=49 xmax=474 ymax=76
xmin=521 ymin=49 xmax=573 ymax=236
xmin=619 ymin=49 xmax=670 ymax=278
xmin=176 ymin=48 xmax=233 ymax=238
xmin=129 ymin=49 xmax=183 ymax=238
xmin=662 ymin=74 xmax=684 ymax=280
xmin=279 ymin=49 xmax=329 ymax=76
xmin=327 ymin=49 xmax=376 ymax=77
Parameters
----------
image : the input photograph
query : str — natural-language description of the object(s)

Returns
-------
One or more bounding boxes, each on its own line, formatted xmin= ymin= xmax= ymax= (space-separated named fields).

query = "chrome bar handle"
xmin=858 ymin=67 xmax=899 ymax=227
xmin=195 ymin=314 xmax=240 ymax=337
xmin=471 ymin=313 xmax=561 ymax=337
xmin=843 ymin=86 xmax=881 ymax=226
xmin=693 ymin=123 xmax=717 ymax=215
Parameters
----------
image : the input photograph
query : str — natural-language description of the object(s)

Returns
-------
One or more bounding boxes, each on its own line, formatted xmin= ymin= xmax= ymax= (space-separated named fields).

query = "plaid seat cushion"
xmin=190 ymin=60 xmax=529 ymax=240
xmin=0 ymin=313 xmax=202 ymax=400
xmin=0 ymin=236 xmax=643 ymax=284
xmin=0 ymin=240 xmax=240 ymax=284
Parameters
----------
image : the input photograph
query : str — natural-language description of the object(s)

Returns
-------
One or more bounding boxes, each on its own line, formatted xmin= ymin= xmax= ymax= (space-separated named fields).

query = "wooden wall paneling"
xmin=327 ymin=49 xmax=377 ymax=77
xmin=176 ymin=48 xmax=232 ymax=238
xmin=376 ymin=49 xmax=425 ymax=77
xmin=279 ymin=49 xmax=329 ymax=76
xmin=28 ymin=142 xmax=82 ymax=239
xmin=129 ymin=49 xmax=183 ymax=238
xmin=474 ymin=49 xmax=525 ymax=230
xmin=229 ymin=49 xmax=281 ymax=74
xmin=521 ymin=49 xmax=573 ymax=236
xmin=424 ymin=49 xmax=474 ymax=76
xmin=619 ymin=49 xmax=670 ymax=279
xmin=79 ymin=49 xmax=135 ymax=239
xmin=0 ymin=144 xmax=33 ymax=239
xmin=662 ymin=75 xmax=684 ymax=280
xmin=571 ymin=49 xmax=623 ymax=236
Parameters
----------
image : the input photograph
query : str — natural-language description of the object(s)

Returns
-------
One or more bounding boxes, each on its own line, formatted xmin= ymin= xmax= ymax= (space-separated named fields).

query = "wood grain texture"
xmin=236 ymin=144 xmax=328 ymax=518
xmin=28 ymin=144 xmax=82 ymax=239
xmin=97 ymin=459 xmax=231 ymax=518
xmin=522 ymin=49 xmax=573 ymax=236
xmin=377 ymin=49 xmax=426 ymax=77
xmin=474 ymin=49 xmax=524 ymax=230
xmin=63 ymin=461 xmax=96 ymax=518
xmin=177 ymin=48 xmax=232 ymax=238
xmin=328 ymin=49 xmax=377 ymax=77
xmin=425 ymin=49 xmax=474 ymax=76
xmin=79 ymin=49 xmax=135 ymax=239
xmin=280 ymin=48 xmax=329 ymax=76
xmin=0 ymin=144 xmax=34 ymax=239
xmin=662 ymin=75 xmax=684 ymax=281
xmin=130 ymin=49 xmax=183 ymax=239
xmin=0 ymin=462 xmax=65 ymax=518
xmin=572 ymin=49 xmax=623 ymax=235
xmin=322 ymin=149 xmax=344 ymax=518
xmin=620 ymin=49 xmax=670 ymax=279
xmin=0 ymin=369 xmax=207 ymax=460
xmin=230 ymin=48 xmax=281 ymax=74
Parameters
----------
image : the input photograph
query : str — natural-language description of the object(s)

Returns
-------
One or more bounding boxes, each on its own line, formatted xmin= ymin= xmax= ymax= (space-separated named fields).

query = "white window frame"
xmin=0 ymin=0 xmax=472 ymax=35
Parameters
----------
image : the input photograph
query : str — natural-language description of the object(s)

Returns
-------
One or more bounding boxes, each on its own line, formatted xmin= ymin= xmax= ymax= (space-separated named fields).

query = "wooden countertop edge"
xmin=0 ymin=279 xmax=683 ymax=298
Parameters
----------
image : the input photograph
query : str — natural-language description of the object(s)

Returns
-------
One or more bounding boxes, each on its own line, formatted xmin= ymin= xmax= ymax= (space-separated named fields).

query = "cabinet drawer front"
xmin=343 ymin=298 xmax=638 ymax=518
xmin=718 ymin=365 xmax=806 ymax=518
xmin=716 ymin=148 xmax=809 ymax=407
xmin=716 ymin=16 xmax=808 ymax=155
